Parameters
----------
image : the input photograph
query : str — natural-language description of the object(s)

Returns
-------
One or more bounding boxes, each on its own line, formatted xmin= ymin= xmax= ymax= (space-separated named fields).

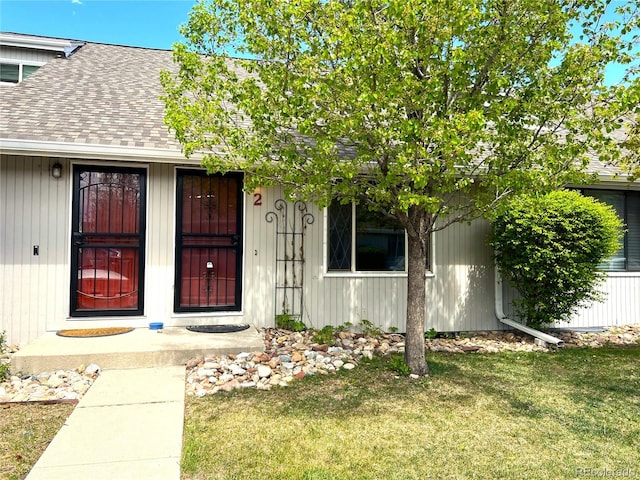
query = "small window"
xmin=0 ymin=63 xmax=41 ymax=83
xmin=328 ymin=200 xmax=419 ymax=273
xmin=0 ymin=63 xmax=19 ymax=83
xmin=583 ymin=189 xmax=640 ymax=272
xmin=22 ymin=64 xmax=39 ymax=80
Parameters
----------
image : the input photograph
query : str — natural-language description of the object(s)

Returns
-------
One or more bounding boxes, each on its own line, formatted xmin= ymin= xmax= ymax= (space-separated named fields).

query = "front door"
xmin=70 ymin=166 xmax=146 ymax=316
xmin=174 ymin=170 xmax=243 ymax=312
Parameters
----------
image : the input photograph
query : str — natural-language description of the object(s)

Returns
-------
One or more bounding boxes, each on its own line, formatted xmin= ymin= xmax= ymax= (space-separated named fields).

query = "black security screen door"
xmin=175 ymin=170 xmax=243 ymax=312
xmin=70 ymin=167 xmax=146 ymax=316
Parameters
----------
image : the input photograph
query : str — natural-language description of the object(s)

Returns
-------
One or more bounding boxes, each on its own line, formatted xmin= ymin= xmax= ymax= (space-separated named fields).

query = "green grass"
xmin=0 ymin=402 xmax=75 ymax=480
xmin=181 ymin=347 xmax=640 ymax=480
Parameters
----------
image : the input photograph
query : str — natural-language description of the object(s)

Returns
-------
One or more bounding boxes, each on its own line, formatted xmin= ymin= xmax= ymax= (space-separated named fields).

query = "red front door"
xmin=70 ymin=167 xmax=146 ymax=316
xmin=174 ymin=170 xmax=243 ymax=312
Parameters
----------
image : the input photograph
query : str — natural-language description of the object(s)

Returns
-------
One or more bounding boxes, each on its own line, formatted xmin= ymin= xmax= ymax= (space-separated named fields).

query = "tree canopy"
xmin=162 ymin=0 xmax=640 ymax=374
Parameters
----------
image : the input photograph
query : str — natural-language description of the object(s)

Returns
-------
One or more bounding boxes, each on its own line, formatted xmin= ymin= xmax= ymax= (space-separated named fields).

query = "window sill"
xmin=170 ymin=311 xmax=244 ymax=319
xmin=602 ymin=271 xmax=640 ymax=277
xmin=323 ymin=271 xmax=435 ymax=279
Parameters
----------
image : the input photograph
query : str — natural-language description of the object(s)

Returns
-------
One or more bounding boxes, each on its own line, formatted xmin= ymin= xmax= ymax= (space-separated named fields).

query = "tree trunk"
xmin=405 ymin=225 xmax=429 ymax=376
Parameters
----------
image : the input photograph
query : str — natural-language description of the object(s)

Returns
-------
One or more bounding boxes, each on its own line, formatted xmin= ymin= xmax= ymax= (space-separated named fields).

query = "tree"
xmin=490 ymin=190 xmax=623 ymax=329
xmin=161 ymin=0 xmax=640 ymax=375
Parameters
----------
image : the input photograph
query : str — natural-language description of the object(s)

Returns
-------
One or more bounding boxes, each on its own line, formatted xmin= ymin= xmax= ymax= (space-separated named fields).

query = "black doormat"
xmin=186 ymin=324 xmax=250 ymax=334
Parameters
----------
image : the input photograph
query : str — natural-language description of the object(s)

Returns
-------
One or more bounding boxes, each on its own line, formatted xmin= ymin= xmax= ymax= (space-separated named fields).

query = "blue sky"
xmin=0 ymin=0 xmax=195 ymax=49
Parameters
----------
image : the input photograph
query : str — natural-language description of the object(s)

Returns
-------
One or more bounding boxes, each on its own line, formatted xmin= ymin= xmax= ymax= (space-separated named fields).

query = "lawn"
xmin=181 ymin=347 xmax=640 ymax=480
xmin=0 ymin=402 xmax=74 ymax=480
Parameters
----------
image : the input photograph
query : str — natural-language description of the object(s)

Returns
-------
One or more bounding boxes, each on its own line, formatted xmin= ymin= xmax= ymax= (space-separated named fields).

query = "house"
xmin=1 ymin=33 xmax=638 ymax=347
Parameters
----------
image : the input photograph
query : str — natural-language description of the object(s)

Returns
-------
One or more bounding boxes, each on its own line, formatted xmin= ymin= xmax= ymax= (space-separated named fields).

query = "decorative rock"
xmin=268 ymin=357 xmax=281 ymax=369
xmin=197 ymin=368 xmax=216 ymax=377
xmin=229 ymin=364 xmax=246 ymax=376
xmin=85 ymin=364 xmax=101 ymax=376
xmin=343 ymin=363 xmax=356 ymax=370
xmin=460 ymin=345 xmax=481 ymax=352
xmin=71 ymin=380 xmax=90 ymax=395
xmin=46 ymin=375 xmax=65 ymax=388
xmin=257 ymin=365 xmax=272 ymax=378
xmin=220 ymin=379 xmax=239 ymax=392
xmin=186 ymin=357 xmax=203 ymax=369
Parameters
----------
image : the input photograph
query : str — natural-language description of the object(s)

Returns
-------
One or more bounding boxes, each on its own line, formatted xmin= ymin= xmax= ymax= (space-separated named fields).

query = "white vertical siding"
xmin=571 ymin=275 xmax=640 ymax=327
xmin=145 ymin=163 xmax=175 ymax=322
xmin=0 ymin=46 xmax=58 ymax=63
xmin=2 ymin=156 xmax=638 ymax=347
xmin=300 ymin=202 xmax=499 ymax=333
xmin=428 ymin=220 xmax=498 ymax=332
xmin=242 ymin=185 xmax=280 ymax=325
xmin=0 ymin=155 xmax=71 ymax=345
xmin=502 ymin=266 xmax=640 ymax=328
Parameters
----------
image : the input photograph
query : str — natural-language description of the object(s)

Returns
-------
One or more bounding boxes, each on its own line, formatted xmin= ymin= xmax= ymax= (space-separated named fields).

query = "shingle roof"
xmin=0 ymin=42 xmax=181 ymax=150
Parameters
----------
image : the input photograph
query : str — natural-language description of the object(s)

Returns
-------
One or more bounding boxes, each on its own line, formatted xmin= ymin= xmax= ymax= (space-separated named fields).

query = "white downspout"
xmin=494 ymin=266 xmax=564 ymax=348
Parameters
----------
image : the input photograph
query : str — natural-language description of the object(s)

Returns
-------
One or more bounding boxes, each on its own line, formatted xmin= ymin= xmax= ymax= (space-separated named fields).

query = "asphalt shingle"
xmin=0 ymin=42 xmax=181 ymax=151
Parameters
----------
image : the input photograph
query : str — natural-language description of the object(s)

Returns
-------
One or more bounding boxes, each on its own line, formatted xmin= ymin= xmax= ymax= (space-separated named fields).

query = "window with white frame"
xmin=0 ymin=62 xmax=41 ymax=83
xmin=327 ymin=200 xmax=429 ymax=273
xmin=583 ymin=189 xmax=640 ymax=272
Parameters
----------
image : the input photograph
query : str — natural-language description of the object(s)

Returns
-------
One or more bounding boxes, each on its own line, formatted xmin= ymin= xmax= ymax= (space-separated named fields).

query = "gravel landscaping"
xmin=1 ymin=325 xmax=638 ymax=402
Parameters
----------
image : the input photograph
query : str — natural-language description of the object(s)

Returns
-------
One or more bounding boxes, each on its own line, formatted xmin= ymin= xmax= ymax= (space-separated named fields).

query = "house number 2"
xmin=253 ymin=193 xmax=262 ymax=206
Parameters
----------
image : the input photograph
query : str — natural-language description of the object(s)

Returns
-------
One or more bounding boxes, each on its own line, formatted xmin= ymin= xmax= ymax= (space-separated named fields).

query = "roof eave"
xmin=0 ymin=138 xmax=204 ymax=164
xmin=0 ymin=33 xmax=80 ymax=53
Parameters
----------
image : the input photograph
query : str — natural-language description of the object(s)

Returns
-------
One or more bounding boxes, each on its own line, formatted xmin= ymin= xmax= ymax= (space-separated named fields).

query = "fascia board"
xmin=0 ymin=34 xmax=76 ymax=52
xmin=0 ymin=138 xmax=206 ymax=164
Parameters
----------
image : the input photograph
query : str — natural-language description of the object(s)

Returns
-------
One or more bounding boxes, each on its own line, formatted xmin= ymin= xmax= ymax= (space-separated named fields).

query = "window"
xmin=0 ymin=62 xmax=41 ymax=83
xmin=328 ymin=200 xmax=411 ymax=272
xmin=583 ymin=189 xmax=640 ymax=272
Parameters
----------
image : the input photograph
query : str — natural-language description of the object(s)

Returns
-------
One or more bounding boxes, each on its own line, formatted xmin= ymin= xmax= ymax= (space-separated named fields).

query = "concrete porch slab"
xmin=11 ymin=326 xmax=265 ymax=374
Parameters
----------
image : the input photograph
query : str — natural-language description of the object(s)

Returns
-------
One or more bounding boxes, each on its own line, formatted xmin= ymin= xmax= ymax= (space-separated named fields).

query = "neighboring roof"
xmin=0 ymin=37 xmax=187 ymax=160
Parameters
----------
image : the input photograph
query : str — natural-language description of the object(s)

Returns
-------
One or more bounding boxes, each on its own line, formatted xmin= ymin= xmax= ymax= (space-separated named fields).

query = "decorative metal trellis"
xmin=265 ymin=199 xmax=315 ymax=322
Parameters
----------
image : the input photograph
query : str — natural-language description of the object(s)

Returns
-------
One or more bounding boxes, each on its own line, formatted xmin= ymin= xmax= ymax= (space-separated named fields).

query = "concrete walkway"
xmin=26 ymin=366 xmax=186 ymax=480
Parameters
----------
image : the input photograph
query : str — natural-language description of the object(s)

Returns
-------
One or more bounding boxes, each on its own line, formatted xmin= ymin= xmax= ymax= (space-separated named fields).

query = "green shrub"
xmin=313 ymin=325 xmax=337 ymax=346
xmin=359 ymin=319 xmax=383 ymax=337
xmin=490 ymin=190 xmax=623 ymax=329
xmin=275 ymin=314 xmax=306 ymax=332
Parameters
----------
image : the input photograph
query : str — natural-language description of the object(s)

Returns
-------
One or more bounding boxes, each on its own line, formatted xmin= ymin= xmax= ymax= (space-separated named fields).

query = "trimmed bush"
xmin=490 ymin=190 xmax=623 ymax=328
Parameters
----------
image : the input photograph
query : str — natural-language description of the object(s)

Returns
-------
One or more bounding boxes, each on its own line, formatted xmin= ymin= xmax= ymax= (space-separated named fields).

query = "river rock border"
xmin=1 ymin=325 xmax=638 ymax=401
xmin=184 ymin=324 xmax=640 ymax=397
xmin=0 ymin=364 xmax=101 ymax=403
